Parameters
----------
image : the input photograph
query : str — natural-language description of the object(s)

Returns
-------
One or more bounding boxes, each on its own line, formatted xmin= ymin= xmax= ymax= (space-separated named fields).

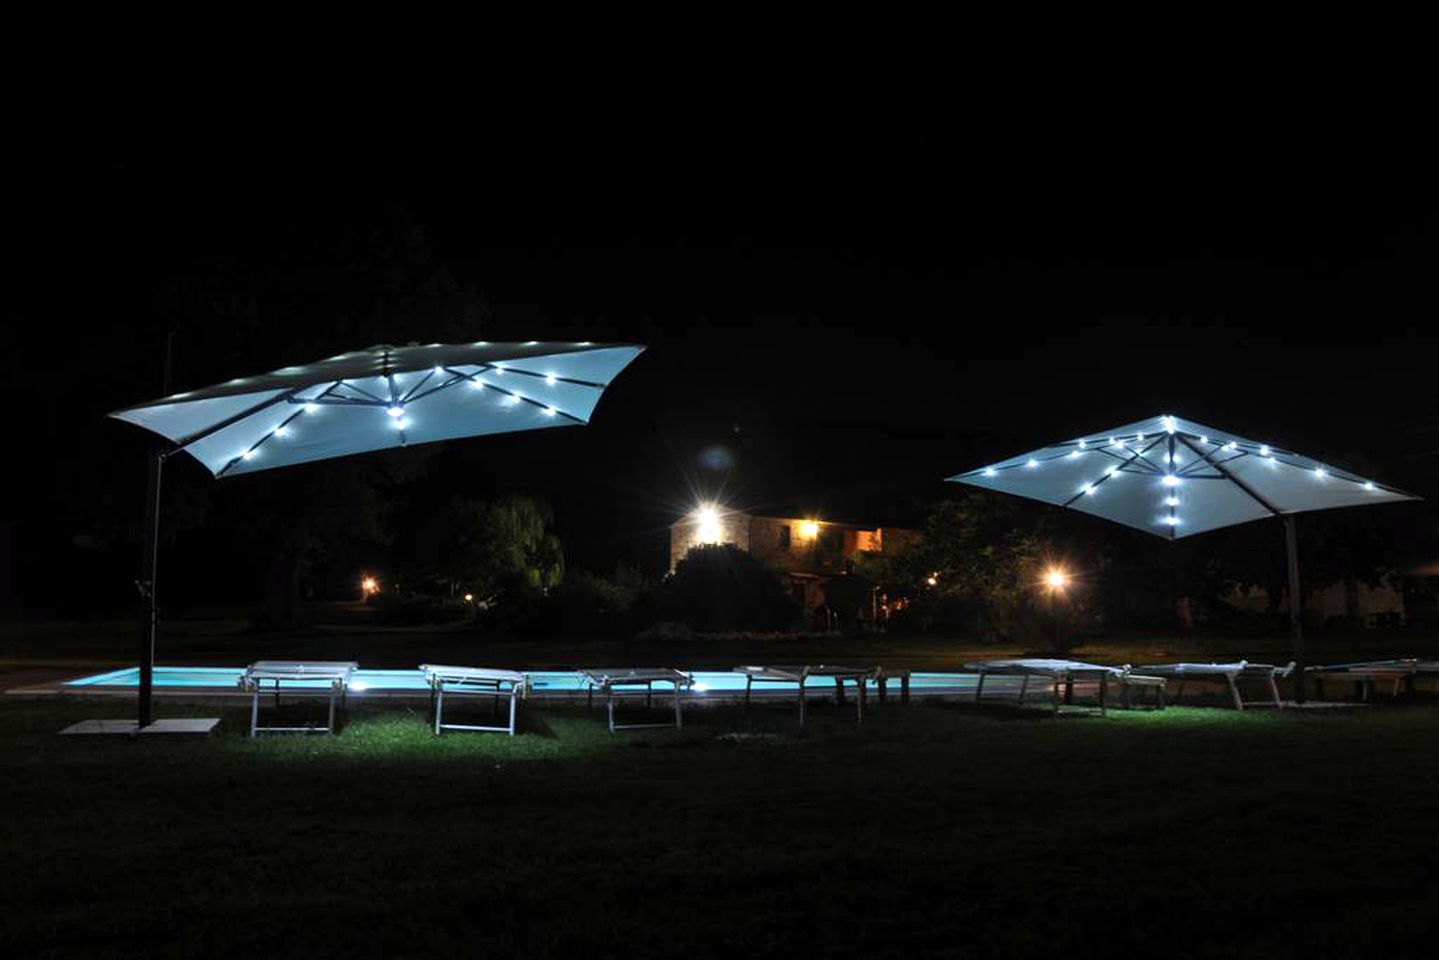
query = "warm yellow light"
xmin=1045 ymin=568 xmax=1069 ymax=590
xmin=694 ymin=503 xmax=723 ymax=543
xmin=463 ymin=593 xmax=474 ymax=603
xmin=361 ymin=576 xmax=379 ymax=596
xmin=926 ymin=575 xmax=938 ymax=587
xmin=799 ymin=520 xmax=819 ymax=539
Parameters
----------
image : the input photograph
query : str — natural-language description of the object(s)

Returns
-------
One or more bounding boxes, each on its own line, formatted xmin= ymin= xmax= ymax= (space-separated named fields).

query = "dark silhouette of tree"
xmin=654 ymin=544 xmax=798 ymax=632
xmin=414 ymin=495 xmax=564 ymax=605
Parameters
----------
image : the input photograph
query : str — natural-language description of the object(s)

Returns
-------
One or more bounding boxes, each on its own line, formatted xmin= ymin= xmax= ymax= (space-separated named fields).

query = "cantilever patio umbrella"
xmin=948 ymin=413 xmax=1420 ymax=699
xmin=110 ymin=340 xmax=645 ymax=727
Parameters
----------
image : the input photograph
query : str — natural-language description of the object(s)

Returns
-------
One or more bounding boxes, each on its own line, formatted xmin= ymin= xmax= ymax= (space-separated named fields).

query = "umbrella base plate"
xmin=59 ymin=718 xmax=221 ymax=736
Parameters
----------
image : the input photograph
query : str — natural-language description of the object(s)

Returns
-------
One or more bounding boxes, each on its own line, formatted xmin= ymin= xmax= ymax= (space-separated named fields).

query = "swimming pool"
xmin=63 ymin=666 xmax=987 ymax=698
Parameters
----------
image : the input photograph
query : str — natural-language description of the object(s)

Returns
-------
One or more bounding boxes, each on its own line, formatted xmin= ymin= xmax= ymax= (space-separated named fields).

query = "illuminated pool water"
xmin=64 ymin=666 xmax=986 ymax=697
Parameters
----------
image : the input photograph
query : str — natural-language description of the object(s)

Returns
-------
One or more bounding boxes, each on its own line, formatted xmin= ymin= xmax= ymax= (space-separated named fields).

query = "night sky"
xmin=9 ymin=37 xmax=1435 ymax=609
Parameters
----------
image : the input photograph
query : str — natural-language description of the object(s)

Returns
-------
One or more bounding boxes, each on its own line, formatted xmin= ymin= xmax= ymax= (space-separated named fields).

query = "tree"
xmin=653 ymin=544 xmax=799 ymax=632
xmin=891 ymin=494 xmax=1108 ymax=646
xmin=446 ymin=495 xmax=565 ymax=604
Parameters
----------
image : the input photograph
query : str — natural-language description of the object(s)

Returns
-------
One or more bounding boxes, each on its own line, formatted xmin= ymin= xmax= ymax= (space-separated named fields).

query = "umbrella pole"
xmin=136 ymin=331 xmax=173 ymax=731
xmin=1284 ymin=515 xmax=1306 ymax=704
xmin=137 ymin=447 xmax=162 ymax=729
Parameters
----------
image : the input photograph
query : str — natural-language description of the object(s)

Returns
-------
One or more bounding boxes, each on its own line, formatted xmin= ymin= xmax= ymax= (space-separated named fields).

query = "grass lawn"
xmin=2 ymin=692 xmax=1436 ymax=958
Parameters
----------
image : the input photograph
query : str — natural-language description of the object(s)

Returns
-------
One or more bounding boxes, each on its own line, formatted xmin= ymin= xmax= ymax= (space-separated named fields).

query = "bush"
xmin=650 ymin=544 xmax=799 ymax=633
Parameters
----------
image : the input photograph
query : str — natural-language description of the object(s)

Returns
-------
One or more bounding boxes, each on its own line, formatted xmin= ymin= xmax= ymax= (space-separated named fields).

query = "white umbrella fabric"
xmin=111 ymin=341 xmax=645 ymax=477
xmin=110 ymin=341 xmax=644 ymax=727
xmin=948 ymin=413 xmax=1420 ymax=698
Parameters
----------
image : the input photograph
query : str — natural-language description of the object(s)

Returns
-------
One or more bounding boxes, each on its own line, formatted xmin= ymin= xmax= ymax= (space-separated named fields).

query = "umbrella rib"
xmin=401 ymin=369 xmax=467 ymax=404
xmin=334 ymin=380 xmax=388 ymax=404
xmin=482 ymin=362 xmax=608 ymax=389
xmin=399 ymin=370 xmax=438 ymax=404
xmin=1060 ymin=443 xmax=1155 ymax=506
xmin=172 ymin=388 xmax=303 ymax=450
xmin=1175 ymin=434 xmax=1283 ymax=515
xmin=455 ymin=371 xmax=581 ymax=424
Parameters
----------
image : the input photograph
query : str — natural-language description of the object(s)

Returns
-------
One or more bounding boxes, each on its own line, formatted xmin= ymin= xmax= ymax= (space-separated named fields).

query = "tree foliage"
xmin=653 ymin=544 xmax=798 ymax=632
xmin=883 ymin=494 xmax=1107 ymax=646
xmin=443 ymin=495 xmax=565 ymax=603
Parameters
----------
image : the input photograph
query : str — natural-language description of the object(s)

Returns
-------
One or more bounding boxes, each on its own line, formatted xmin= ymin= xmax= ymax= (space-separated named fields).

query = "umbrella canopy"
xmin=110 ymin=341 xmax=645 ymax=476
xmin=948 ymin=413 xmax=1417 ymax=539
xmin=109 ymin=340 xmax=643 ymax=730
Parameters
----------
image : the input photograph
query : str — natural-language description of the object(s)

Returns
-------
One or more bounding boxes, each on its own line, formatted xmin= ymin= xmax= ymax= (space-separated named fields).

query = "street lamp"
xmin=1042 ymin=566 xmax=1069 ymax=659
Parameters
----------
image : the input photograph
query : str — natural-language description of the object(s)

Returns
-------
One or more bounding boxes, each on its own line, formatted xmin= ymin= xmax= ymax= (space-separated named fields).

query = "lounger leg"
xmin=434 ymin=687 xmax=444 ymax=736
xmin=1099 ymin=674 xmax=1108 ymax=717
xmin=1268 ymin=674 xmax=1282 ymax=709
xmin=328 ymin=687 xmax=337 ymax=733
xmin=901 ymin=675 xmax=910 ymax=704
xmin=856 ymin=679 xmax=865 ymax=724
xmin=674 ymin=683 xmax=683 ymax=730
xmin=878 ymin=677 xmax=888 ymax=703
xmin=1064 ymin=678 xmax=1074 ymax=704
xmin=509 ymin=690 xmax=518 ymax=737
xmin=744 ymin=676 xmax=753 ymax=723
xmin=975 ymin=671 xmax=986 ymax=704
xmin=798 ymin=682 xmax=806 ymax=727
xmin=607 ymin=687 xmax=616 ymax=733
xmin=1228 ymin=676 xmax=1244 ymax=711
xmin=646 ymin=680 xmax=652 ymax=710
xmin=834 ymin=677 xmax=844 ymax=705
xmin=1018 ymin=674 xmax=1029 ymax=705
xmin=250 ymin=687 xmax=259 ymax=739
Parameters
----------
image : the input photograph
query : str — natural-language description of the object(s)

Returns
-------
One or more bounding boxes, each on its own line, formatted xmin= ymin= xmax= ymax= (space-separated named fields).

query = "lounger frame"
xmin=421 ymin=665 xmax=528 ymax=736
xmin=582 ymin=669 xmax=692 ymax=732
xmin=1134 ymin=661 xmax=1293 ymax=710
xmin=241 ymin=661 xmax=358 ymax=738
xmin=735 ymin=665 xmax=880 ymax=726
xmin=963 ymin=659 xmax=1123 ymax=715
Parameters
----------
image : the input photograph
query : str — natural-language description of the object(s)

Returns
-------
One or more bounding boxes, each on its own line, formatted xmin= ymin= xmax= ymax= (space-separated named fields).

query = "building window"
xmin=778 ymin=525 xmax=791 ymax=549
xmin=820 ymin=528 xmax=842 ymax=553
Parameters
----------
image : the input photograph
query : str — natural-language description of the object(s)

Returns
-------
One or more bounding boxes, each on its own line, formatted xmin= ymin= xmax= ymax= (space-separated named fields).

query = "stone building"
xmin=669 ymin=507 xmax=919 ymax=622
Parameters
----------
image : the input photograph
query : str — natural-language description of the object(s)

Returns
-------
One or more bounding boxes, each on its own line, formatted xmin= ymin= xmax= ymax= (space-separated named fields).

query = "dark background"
xmin=7 ymin=32 xmax=1435 ymax=613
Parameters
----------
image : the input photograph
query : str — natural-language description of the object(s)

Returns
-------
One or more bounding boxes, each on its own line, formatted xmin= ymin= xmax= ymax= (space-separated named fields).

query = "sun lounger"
xmin=240 ymin=661 xmax=358 ymax=737
xmin=734 ymin=665 xmax=879 ymax=725
xmin=420 ymin=665 xmax=528 ymax=736
xmin=580 ymin=668 xmax=692 ymax=732
xmin=1133 ymin=661 xmax=1294 ymax=710
xmin=962 ymin=659 xmax=1125 ymax=715
xmin=1116 ymin=671 xmax=1168 ymax=709
xmin=1305 ymin=659 xmax=1434 ymax=701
